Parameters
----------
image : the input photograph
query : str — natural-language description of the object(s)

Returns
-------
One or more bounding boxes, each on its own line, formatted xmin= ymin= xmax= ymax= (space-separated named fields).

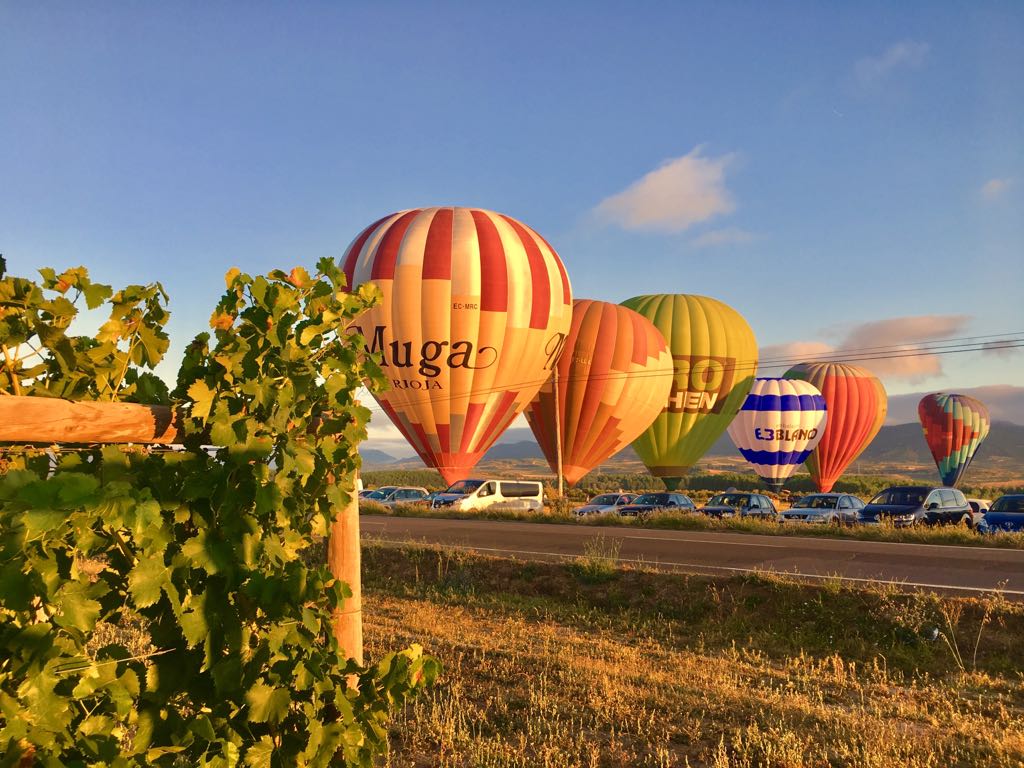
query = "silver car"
xmin=574 ymin=493 xmax=638 ymax=516
xmin=779 ymin=493 xmax=864 ymax=525
xmin=375 ymin=487 xmax=430 ymax=507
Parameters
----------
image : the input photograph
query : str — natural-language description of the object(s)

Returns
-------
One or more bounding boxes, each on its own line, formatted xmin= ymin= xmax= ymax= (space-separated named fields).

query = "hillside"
xmin=362 ymin=422 xmax=1024 ymax=486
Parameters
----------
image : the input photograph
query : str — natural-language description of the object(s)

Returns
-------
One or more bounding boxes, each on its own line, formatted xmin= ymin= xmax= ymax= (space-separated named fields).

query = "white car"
xmin=574 ymin=493 xmax=638 ymax=516
xmin=779 ymin=493 xmax=865 ymax=525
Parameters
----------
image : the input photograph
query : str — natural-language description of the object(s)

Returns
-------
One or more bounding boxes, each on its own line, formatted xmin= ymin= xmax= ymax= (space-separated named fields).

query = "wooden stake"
xmin=327 ymin=475 xmax=362 ymax=665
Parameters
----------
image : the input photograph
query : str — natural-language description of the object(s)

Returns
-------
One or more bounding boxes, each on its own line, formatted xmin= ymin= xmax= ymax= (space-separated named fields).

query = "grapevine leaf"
xmin=245 ymin=683 xmax=291 ymax=724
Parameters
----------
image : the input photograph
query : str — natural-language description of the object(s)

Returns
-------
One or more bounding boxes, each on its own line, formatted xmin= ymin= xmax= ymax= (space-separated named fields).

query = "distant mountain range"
xmin=360 ymin=421 xmax=1024 ymax=471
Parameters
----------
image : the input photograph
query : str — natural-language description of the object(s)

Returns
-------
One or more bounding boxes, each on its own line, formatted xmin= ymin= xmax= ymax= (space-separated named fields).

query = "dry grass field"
xmin=362 ymin=543 xmax=1024 ymax=768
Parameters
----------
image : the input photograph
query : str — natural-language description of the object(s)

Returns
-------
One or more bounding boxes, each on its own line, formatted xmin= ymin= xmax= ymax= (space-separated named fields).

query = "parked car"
xmin=857 ymin=486 xmax=972 ymax=527
xmin=362 ymin=486 xmax=400 ymax=502
xmin=699 ymin=492 xmax=777 ymax=519
xmin=778 ymin=493 xmax=865 ymax=525
xmin=431 ymin=479 xmax=544 ymax=512
xmin=375 ymin=487 xmax=430 ymax=507
xmin=978 ymin=495 xmax=1024 ymax=533
xmin=617 ymin=492 xmax=695 ymax=517
xmin=574 ymin=493 xmax=638 ymax=516
xmin=429 ymin=479 xmax=486 ymax=508
xmin=967 ymin=498 xmax=993 ymax=528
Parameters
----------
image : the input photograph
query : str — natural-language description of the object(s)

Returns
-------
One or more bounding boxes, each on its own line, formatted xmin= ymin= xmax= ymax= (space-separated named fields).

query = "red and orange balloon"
xmin=525 ymin=299 xmax=673 ymax=485
xmin=784 ymin=362 xmax=887 ymax=492
xmin=342 ymin=207 xmax=573 ymax=484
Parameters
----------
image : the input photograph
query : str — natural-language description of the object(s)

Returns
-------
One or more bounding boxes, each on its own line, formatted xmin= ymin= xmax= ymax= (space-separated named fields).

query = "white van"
xmin=430 ymin=479 xmax=544 ymax=513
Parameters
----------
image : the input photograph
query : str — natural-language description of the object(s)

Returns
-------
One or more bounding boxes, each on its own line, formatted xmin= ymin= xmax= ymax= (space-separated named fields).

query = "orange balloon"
xmin=525 ymin=300 xmax=673 ymax=485
xmin=784 ymin=362 xmax=888 ymax=492
xmin=342 ymin=207 xmax=573 ymax=484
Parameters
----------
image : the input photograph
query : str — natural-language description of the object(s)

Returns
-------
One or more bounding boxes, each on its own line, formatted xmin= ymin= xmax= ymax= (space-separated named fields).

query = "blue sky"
xmin=2 ymin=3 xmax=1022 ymax=450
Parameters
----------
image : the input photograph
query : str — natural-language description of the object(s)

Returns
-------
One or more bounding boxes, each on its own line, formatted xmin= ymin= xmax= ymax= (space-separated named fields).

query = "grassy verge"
xmin=362 ymin=542 xmax=1024 ymax=767
xmin=362 ymin=501 xmax=1024 ymax=549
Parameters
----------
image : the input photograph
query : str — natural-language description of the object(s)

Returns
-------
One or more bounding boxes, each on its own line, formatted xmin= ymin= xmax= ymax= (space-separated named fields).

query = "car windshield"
xmin=990 ymin=497 xmax=1024 ymax=514
xmin=444 ymin=480 xmax=484 ymax=494
xmin=589 ymin=494 xmax=620 ymax=505
xmin=794 ymin=495 xmax=837 ymax=510
xmin=870 ymin=488 xmax=927 ymax=506
xmin=708 ymin=494 xmax=748 ymax=508
xmin=634 ymin=493 xmax=672 ymax=505
xmin=365 ymin=490 xmax=386 ymax=500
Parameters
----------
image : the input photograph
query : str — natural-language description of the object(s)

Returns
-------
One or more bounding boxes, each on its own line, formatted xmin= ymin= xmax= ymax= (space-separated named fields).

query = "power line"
xmin=354 ymin=333 xmax=1023 ymax=416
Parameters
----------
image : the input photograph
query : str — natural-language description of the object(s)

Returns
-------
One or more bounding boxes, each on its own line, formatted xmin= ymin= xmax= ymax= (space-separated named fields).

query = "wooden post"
xmin=553 ymin=368 xmax=564 ymax=500
xmin=327 ymin=475 xmax=363 ymax=665
xmin=0 ymin=396 xmax=183 ymax=444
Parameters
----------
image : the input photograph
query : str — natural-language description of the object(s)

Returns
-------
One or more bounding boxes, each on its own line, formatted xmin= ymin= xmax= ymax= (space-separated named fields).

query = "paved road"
xmin=361 ymin=515 xmax=1024 ymax=598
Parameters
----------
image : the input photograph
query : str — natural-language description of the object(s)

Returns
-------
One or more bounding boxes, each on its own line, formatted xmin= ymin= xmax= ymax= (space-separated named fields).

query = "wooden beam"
xmin=0 ymin=395 xmax=183 ymax=445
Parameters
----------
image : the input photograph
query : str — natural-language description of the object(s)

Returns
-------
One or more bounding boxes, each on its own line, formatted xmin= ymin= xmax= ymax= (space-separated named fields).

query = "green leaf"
xmin=244 ymin=736 xmax=275 ymax=768
xmin=82 ymin=281 xmax=113 ymax=309
xmin=22 ymin=508 xmax=66 ymax=537
xmin=52 ymin=581 xmax=102 ymax=632
xmin=128 ymin=556 xmax=168 ymax=608
xmin=180 ymin=604 xmax=209 ymax=649
xmin=245 ymin=682 xmax=291 ymax=724
xmin=187 ymin=379 xmax=216 ymax=422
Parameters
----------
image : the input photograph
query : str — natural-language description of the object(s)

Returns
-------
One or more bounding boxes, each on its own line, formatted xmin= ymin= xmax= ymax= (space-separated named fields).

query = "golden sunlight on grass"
xmin=362 ymin=545 xmax=1024 ymax=767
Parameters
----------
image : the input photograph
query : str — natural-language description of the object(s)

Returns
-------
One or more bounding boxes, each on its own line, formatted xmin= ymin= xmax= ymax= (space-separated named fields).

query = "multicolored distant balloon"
xmin=783 ymin=362 xmax=888 ymax=492
xmin=525 ymin=299 xmax=673 ymax=485
xmin=621 ymin=294 xmax=758 ymax=490
xmin=342 ymin=207 xmax=573 ymax=484
xmin=918 ymin=393 xmax=991 ymax=487
xmin=726 ymin=378 xmax=827 ymax=492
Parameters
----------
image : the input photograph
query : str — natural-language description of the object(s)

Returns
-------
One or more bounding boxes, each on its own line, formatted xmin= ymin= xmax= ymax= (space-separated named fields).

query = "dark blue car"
xmin=978 ymin=495 xmax=1024 ymax=534
xmin=858 ymin=485 xmax=972 ymax=527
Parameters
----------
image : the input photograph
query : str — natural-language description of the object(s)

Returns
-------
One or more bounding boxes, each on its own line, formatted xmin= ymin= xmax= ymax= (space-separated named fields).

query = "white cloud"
xmin=594 ymin=147 xmax=737 ymax=233
xmin=980 ymin=177 xmax=1013 ymax=202
xmin=691 ymin=227 xmax=757 ymax=248
xmin=759 ymin=314 xmax=972 ymax=384
xmin=855 ymin=40 xmax=930 ymax=86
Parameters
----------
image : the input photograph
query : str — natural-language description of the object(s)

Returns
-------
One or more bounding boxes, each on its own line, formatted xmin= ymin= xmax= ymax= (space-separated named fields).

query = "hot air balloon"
xmin=918 ymin=393 xmax=990 ymax=487
xmin=621 ymin=294 xmax=758 ymax=490
xmin=341 ymin=207 xmax=573 ymax=485
xmin=783 ymin=362 xmax=887 ymax=493
xmin=726 ymin=378 xmax=827 ymax=491
xmin=525 ymin=299 xmax=673 ymax=486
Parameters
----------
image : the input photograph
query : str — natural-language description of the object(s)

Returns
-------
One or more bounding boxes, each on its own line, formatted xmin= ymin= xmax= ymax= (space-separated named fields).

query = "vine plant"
xmin=0 ymin=256 xmax=437 ymax=766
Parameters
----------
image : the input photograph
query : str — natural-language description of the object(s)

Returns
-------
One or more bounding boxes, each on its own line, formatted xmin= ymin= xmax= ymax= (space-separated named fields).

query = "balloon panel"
xmin=727 ymin=378 xmax=827 ymax=491
xmin=342 ymin=207 xmax=573 ymax=484
xmin=918 ymin=393 xmax=990 ymax=487
xmin=525 ymin=299 xmax=673 ymax=485
xmin=621 ymin=294 xmax=758 ymax=488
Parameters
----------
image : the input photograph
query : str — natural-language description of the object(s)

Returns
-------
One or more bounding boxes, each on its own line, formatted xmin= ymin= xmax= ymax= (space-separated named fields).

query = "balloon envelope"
xmin=727 ymin=377 xmax=827 ymax=491
xmin=525 ymin=299 xmax=673 ymax=485
xmin=342 ymin=207 xmax=573 ymax=484
xmin=918 ymin=393 xmax=990 ymax=487
xmin=783 ymin=362 xmax=887 ymax=492
xmin=621 ymin=294 xmax=758 ymax=489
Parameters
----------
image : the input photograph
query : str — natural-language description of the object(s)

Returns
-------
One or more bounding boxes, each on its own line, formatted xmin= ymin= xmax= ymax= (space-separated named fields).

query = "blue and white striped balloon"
xmin=727 ymin=378 xmax=827 ymax=492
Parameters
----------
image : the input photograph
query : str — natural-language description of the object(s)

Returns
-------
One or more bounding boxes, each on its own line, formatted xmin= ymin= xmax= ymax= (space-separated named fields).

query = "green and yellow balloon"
xmin=621 ymin=294 xmax=758 ymax=490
